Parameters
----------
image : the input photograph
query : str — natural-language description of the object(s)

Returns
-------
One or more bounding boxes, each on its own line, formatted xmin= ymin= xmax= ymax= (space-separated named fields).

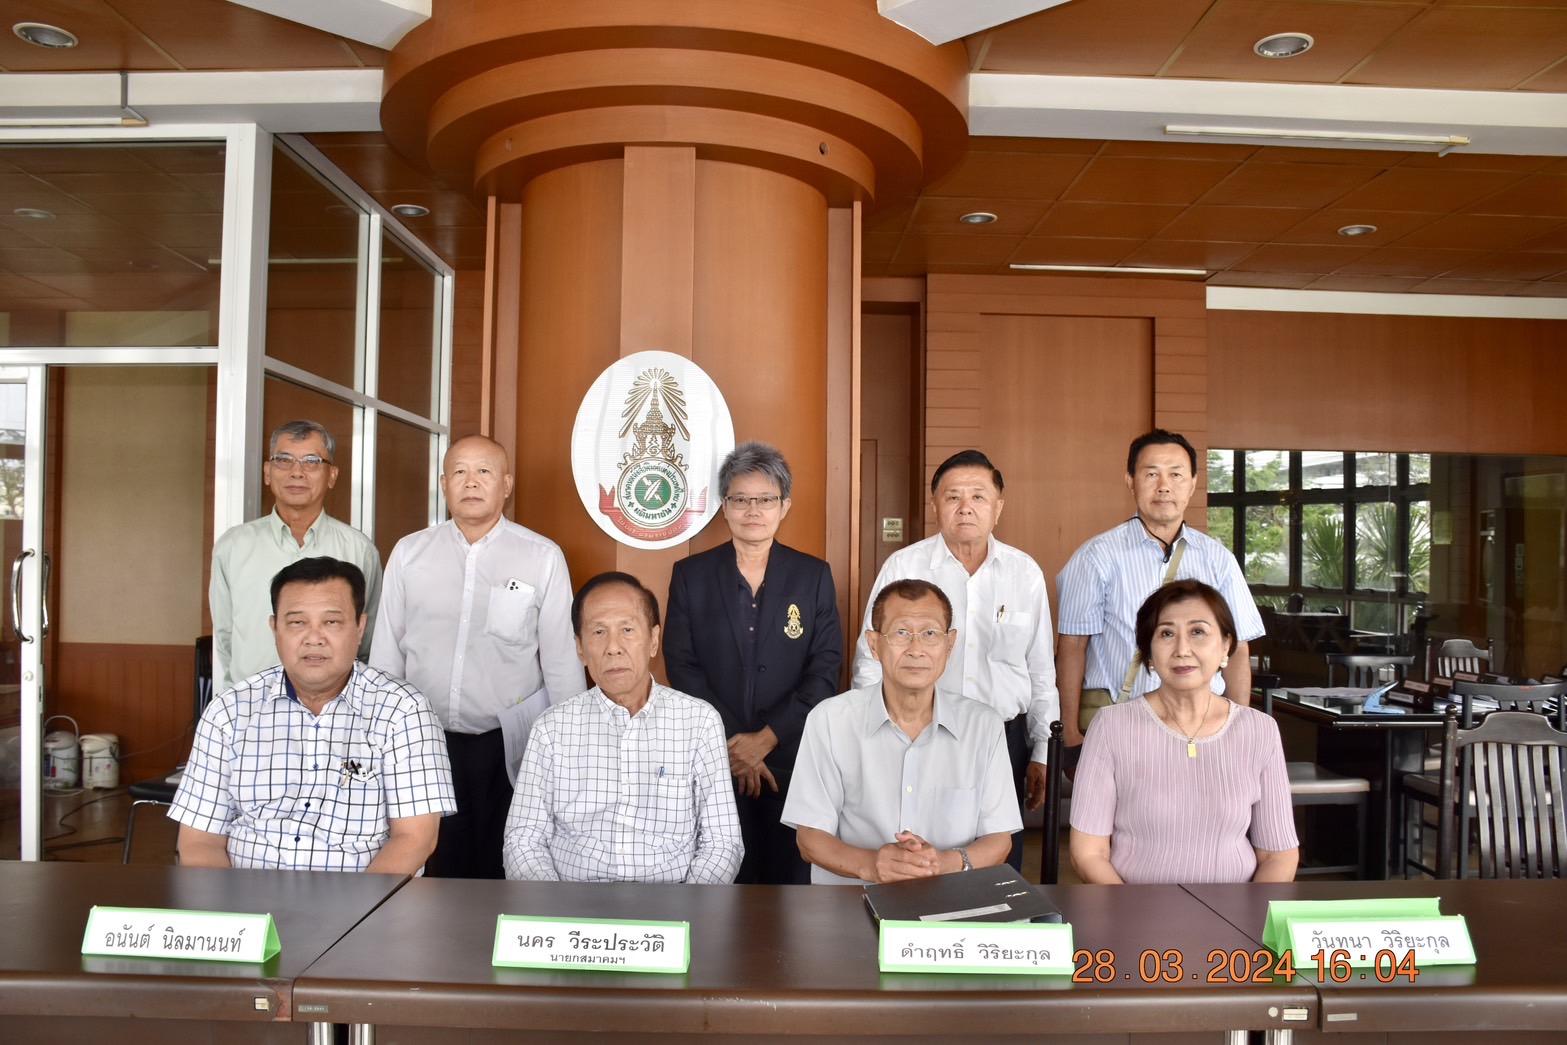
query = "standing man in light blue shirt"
xmin=1056 ymin=429 xmax=1264 ymax=749
xmin=210 ymin=420 xmax=382 ymax=694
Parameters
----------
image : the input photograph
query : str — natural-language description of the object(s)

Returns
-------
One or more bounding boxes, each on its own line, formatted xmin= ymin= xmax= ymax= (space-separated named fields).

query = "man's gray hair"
xmin=269 ymin=419 xmax=336 ymax=460
xmin=718 ymin=441 xmax=792 ymax=499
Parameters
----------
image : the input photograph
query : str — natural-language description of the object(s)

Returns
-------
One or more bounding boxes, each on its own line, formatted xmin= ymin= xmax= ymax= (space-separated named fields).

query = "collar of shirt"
xmin=270 ymin=507 xmax=325 ymax=549
xmin=1127 ymin=515 xmax=1188 ymax=564
xmin=273 ymin=663 xmax=364 ymax=715
xmin=591 ymin=681 xmax=664 ymax=721
xmin=928 ymin=532 xmax=998 ymax=574
xmin=862 ymin=686 xmax=962 ymax=742
xmin=446 ymin=515 xmax=507 ymax=549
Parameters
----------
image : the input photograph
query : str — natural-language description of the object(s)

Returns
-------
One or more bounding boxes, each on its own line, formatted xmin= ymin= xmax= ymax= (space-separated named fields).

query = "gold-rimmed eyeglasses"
xmin=879 ymin=627 xmax=949 ymax=648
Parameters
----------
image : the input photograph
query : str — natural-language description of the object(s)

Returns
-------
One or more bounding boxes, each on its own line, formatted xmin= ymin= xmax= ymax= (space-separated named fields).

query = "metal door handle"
xmin=10 ymin=548 xmax=33 ymax=643
xmin=40 ymin=552 xmax=50 ymax=638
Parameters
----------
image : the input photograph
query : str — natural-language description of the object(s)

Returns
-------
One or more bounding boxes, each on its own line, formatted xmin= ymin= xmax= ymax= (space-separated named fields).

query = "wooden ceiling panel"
xmin=893 ymin=234 xmax=1021 ymax=266
xmin=864 ymin=198 xmax=915 ymax=235
xmin=1347 ymin=6 xmax=1567 ymax=89
xmin=1118 ymin=239 xmax=1259 ymax=269
xmin=1206 ymin=269 xmax=1321 ymax=288
xmin=1065 ymin=157 xmax=1241 ymax=205
xmin=312 ymin=136 xmax=449 ymax=192
xmin=1465 ymin=174 xmax=1567 ymax=217
xmin=1443 ymin=251 xmax=1567 ymax=281
xmin=1198 ymin=162 xmax=1378 ymax=208
xmin=1523 ymin=58 xmax=1567 ymax=91
xmin=1510 ymin=281 xmax=1567 ymax=297
xmin=0 ymin=246 xmax=93 ymax=275
xmin=1250 ymin=146 xmax=1416 ymax=166
xmin=1395 ymin=213 xmax=1566 ymax=251
xmin=1521 ymin=224 xmax=1567 ymax=251
xmin=0 ymin=0 xmax=176 ymax=71
xmin=0 ymin=146 xmax=156 ymax=174
xmin=1398 ymin=152 xmax=1554 ymax=173
xmin=967 ymin=137 xmax=1103 ymax=155
xmin=910 ymin=196 xmax=1048 ymax=235
xmin=1009 ymin=236 xmax=1142 ymax=265
xmin=862 ymin=233 xmax=901 ymax=266
xmin=1330 ymin=168 xmax=1526 ymax=212
xmin=974 ymin=0 xmax=1212 ymax=75
xmin=1306 ymin=274 xmax=1431 ymax=293
xmin=1156 ymin=204 xmax=1315 ymax=242
xmin=1164 ymin=0 xmax=1423 ymax=84
xmin=1278 ymin=208 xmax=1436 ymax=245
xmin=1229 ymin=242 xmax=1369 ymax=273
xmin=108 ymin=0 xmax=364 ymax=70
xmin=1336 ymin=246 xmax=1484 ymax=277
xmin=1030 ymin=201 xmax=1185 ymax=239
xmin=923 ymin=150 xmax=1092 ymax=199
xmin=1410 ymin=277 xmax=1534 ymax=296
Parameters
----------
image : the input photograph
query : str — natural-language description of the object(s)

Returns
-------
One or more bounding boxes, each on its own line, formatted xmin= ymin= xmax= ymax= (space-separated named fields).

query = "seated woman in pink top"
xmin=1069 ymin=579 xmax=1299 ymax=884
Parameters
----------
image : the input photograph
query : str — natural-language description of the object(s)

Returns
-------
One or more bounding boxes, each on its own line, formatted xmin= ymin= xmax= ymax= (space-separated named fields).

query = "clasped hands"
xmin=728 ymin=726 xmax=778 ymax=798
xmin=871 ymin=831 xmax=955 ymax=883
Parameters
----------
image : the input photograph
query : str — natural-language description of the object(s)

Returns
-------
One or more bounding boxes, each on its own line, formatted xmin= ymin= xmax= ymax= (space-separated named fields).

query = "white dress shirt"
xmin=168 ymin=663 xmax=456 ymax=872
xmin=369 ymin=518 xmax=585 ymax=735
xmin=782 ymin=685 xmax=1022 ymax=885
xmin=1055 ymin=518 xmax=1265 ymax=701
xmin=501 ymin=684 xmax=743 ymax=884
xmin=209 ymin=508 xmax=383 ymax=694
xmin=850 ymin=534 xmax=1061 ymax=762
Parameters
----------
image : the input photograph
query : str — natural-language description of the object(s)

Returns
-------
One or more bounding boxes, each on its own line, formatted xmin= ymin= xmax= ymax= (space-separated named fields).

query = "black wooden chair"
xmin=122 ymin=636 xmax=213 ymax=863
xmin=1040 ymin=720 xmax=1067 ymax=884
xmin=1261 ymin=689 xmax=1370 ymax=877
xmin=1427 ymin=637 xmax=1493 ymax=680
xmin=1325 ymin=653 xmax=1414 ymax=688
xmin=1401 ymin=678 xmax=1567 ymax=877
xmin=1436 ymin=708 xmax=1567 ymax=879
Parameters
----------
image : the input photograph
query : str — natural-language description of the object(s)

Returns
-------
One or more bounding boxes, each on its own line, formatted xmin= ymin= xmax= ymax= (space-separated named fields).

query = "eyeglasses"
xmin=269 ymin=453 xmax=331 ymax=473
xmin=880 ymin=627 xmax=950 ymax=648
xmin=723 ymin=494 xmax=782 ymax=511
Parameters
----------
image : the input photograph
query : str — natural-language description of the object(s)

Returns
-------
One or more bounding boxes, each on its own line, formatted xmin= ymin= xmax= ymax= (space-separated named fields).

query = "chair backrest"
xmin=195 ymin=635 xmax=214 ymax=716
xmin=1325 ymin=653 xmax=1415 ymax=688
xmin=1429 ymin=637 xmax=1493 ymax=679
xmin=1450 ymin=679 xmax=1567 ymax=730
xmin=1041 ymin=721 xmax=1065 ymax=885
xmin=1437 ymin=709 xmax=1567 ymax=880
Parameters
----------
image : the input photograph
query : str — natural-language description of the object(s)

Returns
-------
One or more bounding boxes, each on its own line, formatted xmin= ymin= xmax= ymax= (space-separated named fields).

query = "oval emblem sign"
xmin=570 ymin=351 xmax=735 ymax=550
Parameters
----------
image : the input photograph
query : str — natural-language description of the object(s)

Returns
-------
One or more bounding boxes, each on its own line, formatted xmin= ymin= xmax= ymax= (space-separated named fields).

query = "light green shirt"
xmin=209 ymin=508 xmax=383 ymax=693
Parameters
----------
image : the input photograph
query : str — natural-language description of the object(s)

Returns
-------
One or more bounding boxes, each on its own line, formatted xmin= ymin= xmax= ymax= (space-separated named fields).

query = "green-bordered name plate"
xmin=879 ymin=920 xmax=1074 ymax=975
xmin=493 ymin=915 xmax=690 ymax=973
xmin=81 ymin=906 xmax=279 ymax=963
xmin=1263 ymin=898 xmax=1474 ymax=967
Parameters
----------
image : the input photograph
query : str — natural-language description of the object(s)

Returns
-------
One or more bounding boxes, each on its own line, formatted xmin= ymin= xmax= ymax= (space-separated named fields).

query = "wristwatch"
xmin=957 ymin=846 xmax=972 ymax=872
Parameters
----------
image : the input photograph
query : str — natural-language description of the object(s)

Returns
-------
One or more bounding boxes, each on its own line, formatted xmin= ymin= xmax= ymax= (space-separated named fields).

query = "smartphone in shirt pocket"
xmin=485 ymin=580 xmax=538 ymax=643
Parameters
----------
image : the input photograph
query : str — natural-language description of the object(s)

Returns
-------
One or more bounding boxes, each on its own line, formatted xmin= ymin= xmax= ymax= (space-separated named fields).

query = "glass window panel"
xmin=1244 ymin=451 xmax=1288 ymax=492
xmin=1409 ymin=500 xmax=1431 ymax=593
xmin=1301 ymin=451 xmax=1344 ymax=490
xmin=1355 ymin=501 xmax=1398 ymax=591
xmin=267 ymin=145 xmax=363 ymax=387
xmin=374 ymin=413 xmax=434 ymax=564
xmin=1356 ymin=452 xmax=1395 ymax=487
xmin=1350 ymin=599 xmax=1396 ymax=635
xmin=1206 ymin=506 xmax=1234 ymax=550
xmin=1301 ymin=504 xmax=1345 ymax=588
xmin=376 ymin=233 xmax=439 ymax=416
xmin=262 ymin=375 xmax=355 ymax=525
xmin=1409 ymin=453 xmax=1431 ymax=484
xmin=1244 ymin=505 xmax=1289 ymax=585
xmin=1207 ymin=449 xmax=1234 ymax=493
xmin=0 ymin=143 xmax=224 ymax=347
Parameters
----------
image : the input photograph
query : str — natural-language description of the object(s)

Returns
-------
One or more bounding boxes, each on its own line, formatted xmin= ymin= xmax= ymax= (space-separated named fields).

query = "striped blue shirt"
xmin=1056 ymin=518 xmax=1263 ymax=700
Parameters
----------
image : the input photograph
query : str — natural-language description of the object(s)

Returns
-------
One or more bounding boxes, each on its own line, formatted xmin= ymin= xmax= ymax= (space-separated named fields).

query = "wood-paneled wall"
xmin=1208 ymin=310 xmax=1567 ymax=455
xmin=50 ymin=642 xmax=196 ymax=783
xmin=921 ymin=273 xmax=1209 ymax=599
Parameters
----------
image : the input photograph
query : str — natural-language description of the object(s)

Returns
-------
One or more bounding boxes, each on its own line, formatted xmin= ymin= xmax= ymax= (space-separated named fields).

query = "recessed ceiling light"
xmin=13 ymin=22 xmax=78 ymax=49
xmin=390 ymin=203 xmax=430 ymax=218
xmin=1253 ymin=32 xmax=1314 ymax=59
xmin=12 ymin=207 xmax=54 ymax=220
xmin=1337 ymin=224 xmax=1378 ymax=238
xmin=958 ymin=211 xmax=997 ymax=225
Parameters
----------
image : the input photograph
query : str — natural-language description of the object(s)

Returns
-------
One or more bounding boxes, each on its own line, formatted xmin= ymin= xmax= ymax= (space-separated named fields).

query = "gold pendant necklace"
xmin=1159 ymin=690 xmax=1214 ymax=759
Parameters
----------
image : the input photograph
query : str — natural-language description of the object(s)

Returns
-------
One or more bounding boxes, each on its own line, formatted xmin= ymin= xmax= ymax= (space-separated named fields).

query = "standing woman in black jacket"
xmin=664 ymin=442 xmax=843 ymax=884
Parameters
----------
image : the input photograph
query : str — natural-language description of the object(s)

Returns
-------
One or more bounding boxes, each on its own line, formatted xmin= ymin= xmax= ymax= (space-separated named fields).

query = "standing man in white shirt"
xmin=1055 ymin=429 xmax=1263 ymax=750
xmin=371 ymin=435 xmax=585 ymax=878
xmin=851 ymin=449 xmax=1059 ymax=869
xmin=209 ymin=420 xmax=382 ymax=694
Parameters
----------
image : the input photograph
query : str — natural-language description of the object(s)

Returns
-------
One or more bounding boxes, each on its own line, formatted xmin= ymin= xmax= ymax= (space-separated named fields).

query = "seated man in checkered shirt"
xmin=170 ymin=557 xmax=456 ymax=873
xmin=502 ymin=572 xmax=744 ymax=883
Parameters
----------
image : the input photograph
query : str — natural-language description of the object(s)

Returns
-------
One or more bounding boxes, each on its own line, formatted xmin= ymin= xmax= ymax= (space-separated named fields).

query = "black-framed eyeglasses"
xmin=724 ymin=494 xmax=782 ymax=511
xmin=269 ymin=452 xmax=330 ymax=473
xmin=880 ymin=627 xmax=949 ymax=648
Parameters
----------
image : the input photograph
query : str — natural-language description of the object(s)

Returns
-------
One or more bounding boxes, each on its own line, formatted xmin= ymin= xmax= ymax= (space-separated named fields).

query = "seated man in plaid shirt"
xmin=502 ymin=572 xmax=744 ymax=883
xmin=171 ymin=556 xmax=456 ymax=873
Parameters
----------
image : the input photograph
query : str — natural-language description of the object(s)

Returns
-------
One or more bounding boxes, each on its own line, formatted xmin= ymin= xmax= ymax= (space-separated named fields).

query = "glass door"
xmin=0 ymin=366 xmax=46 ymax=860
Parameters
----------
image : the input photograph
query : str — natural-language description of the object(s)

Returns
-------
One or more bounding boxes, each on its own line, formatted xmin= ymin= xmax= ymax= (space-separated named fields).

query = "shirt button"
xmin=304 ymin=802 xmax=311 ymax=808
xmin=905 ymin=785 xmax=913 ymax=793
xmin=293 ymin=835 xmax=300 ymax=842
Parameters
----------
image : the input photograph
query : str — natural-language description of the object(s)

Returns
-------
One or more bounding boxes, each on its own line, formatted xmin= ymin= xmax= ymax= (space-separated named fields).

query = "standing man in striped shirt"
xmin=851 ymin=449 xmax=1059 ymax=869
xmin=1055 ymin=429 xmax=1264 ymax=750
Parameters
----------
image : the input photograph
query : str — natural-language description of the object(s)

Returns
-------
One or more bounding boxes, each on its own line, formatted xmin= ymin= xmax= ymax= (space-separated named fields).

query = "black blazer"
xmin=664 ymin=541 xmax=842 ymax=774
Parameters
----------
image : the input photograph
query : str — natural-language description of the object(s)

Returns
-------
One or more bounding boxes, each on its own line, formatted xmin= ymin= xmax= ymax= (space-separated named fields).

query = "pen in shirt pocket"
xmin=996 ymin=604 xmax=1006 ymax=623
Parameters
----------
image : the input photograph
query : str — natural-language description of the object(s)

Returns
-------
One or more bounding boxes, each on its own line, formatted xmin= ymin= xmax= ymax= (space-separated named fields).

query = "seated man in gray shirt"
xmin=783 ymin=578 xmax=1020 ymax=885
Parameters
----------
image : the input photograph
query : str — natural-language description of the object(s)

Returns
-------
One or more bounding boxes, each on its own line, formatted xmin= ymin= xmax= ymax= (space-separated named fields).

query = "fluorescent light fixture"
xmin=1165 ymin=124 xmax=1470 ymax=150
xmin=1010 ymin=263 xmax=1208 ymax=277
xmin=0 ymin=115 xmax=146 ymax=127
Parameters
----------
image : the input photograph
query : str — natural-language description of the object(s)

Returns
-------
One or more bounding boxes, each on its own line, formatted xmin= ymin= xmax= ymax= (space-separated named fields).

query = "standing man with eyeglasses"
xmin=850 ymin=449 xmax=1059 ymax=870
xmin=664 ymin=442 xmax=841 ymax=884
xmin=210 ymin=420 xmax=383 ymax=694
xmin=785 ymin=579 xmax=1019 ymax=884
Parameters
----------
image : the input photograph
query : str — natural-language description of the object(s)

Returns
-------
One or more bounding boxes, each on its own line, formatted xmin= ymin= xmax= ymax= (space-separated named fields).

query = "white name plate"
xmin=1289 ymin=917 xmax=1475 ymax=967
xmin=81 ymin=906 xmax=279 ymax=963
xmin=493 ymin=915 xmax=690 ymax=973
xmin=879 ymin=920 xmax=1074 ymax=975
